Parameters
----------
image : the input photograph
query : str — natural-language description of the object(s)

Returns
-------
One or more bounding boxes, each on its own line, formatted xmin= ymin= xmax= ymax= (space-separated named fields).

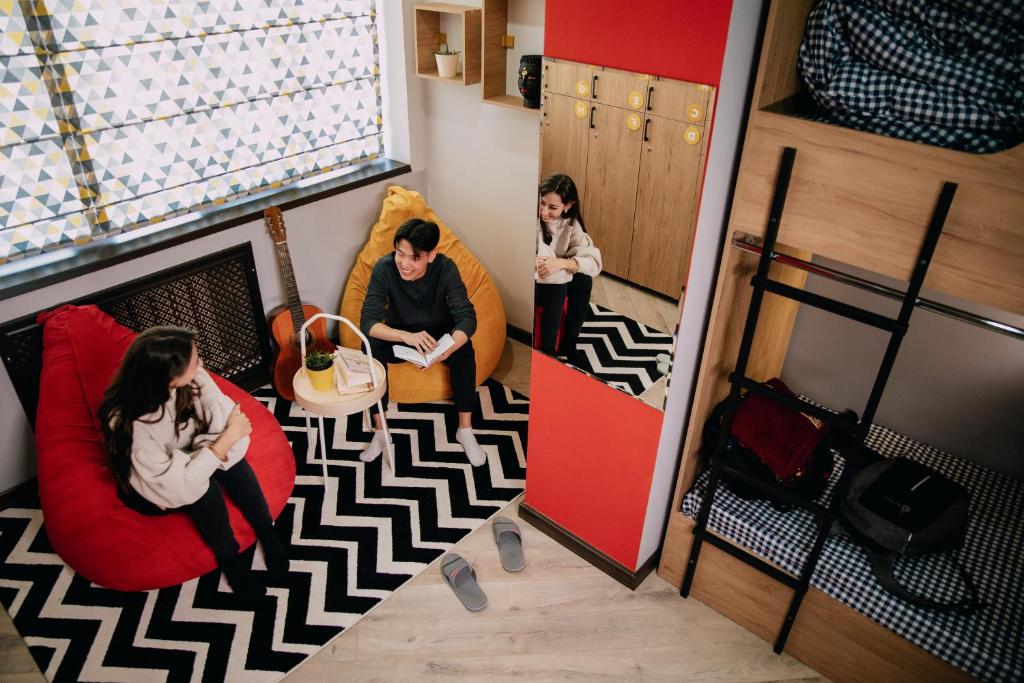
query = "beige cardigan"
xmin=536 ymin=218 xmax=603 ymax=281
xmin=129 ymin=368 xmax=249 ymax=509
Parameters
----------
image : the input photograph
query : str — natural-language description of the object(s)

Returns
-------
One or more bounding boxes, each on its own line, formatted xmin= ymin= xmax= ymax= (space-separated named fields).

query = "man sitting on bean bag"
xmin=359 ymin=218 xmax=486 ymax=467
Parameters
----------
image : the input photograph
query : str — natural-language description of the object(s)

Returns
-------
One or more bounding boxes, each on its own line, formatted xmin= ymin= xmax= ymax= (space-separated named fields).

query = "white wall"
xmin=0 ymin=171 xmax=424 ymax=494
xmin=638 ymin=2 xmax=765 ymax=567
xmin=402 ymin=0 xmax=544 ymax=330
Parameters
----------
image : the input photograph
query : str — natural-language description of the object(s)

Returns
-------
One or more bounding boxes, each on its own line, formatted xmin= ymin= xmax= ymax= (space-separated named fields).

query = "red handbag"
xmin=730 ymin=378 xmax=830 ymax=484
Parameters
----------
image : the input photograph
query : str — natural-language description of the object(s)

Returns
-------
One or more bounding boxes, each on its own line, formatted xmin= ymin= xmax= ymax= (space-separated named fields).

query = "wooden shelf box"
xmin=414 ymin=3 xmax=482 ymax=85
xmin=481 ymin=0 xmax=540 ymax=112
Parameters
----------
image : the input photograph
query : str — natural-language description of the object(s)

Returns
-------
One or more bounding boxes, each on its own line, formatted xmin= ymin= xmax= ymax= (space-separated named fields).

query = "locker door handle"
xmin=592 ymin=74 xmax=598 ymax=99
xmin=589 ymin=106 xmax=595 ymax=129
xmin=643 ymin=117 xmax=650 ymax=142
xmin=647 ymin=85 xmax=654 ymax=111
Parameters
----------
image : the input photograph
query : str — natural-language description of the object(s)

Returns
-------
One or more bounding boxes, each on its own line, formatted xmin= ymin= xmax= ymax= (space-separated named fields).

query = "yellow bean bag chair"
xmin=339 ymin=186 xmax=506 ymax=403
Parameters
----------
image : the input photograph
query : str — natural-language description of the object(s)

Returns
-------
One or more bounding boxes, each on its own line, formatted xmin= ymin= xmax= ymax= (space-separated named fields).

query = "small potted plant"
xmin=435 ymin=43 xmax=460 ymax=79
xmin=305 ymin=349 xmax=335 ymax=392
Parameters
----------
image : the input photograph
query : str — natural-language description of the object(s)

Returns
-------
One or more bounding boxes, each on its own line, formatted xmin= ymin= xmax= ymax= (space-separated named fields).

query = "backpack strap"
xmin=866 ymin=549 xmax=985 ymax=614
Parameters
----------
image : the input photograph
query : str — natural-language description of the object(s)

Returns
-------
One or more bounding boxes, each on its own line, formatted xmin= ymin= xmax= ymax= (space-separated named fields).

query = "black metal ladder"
xmin=679 ymin=146 xmax=957 ymax=653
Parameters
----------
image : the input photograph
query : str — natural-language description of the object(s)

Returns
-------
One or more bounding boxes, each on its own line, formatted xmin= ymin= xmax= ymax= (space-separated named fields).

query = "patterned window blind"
xmin=0 ymin=0 xmax=382 ymax=263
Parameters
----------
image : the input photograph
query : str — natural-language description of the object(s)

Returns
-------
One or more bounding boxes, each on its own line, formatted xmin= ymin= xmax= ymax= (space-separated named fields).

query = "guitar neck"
xmin=274 ymin=241 xmax=306 ymax=334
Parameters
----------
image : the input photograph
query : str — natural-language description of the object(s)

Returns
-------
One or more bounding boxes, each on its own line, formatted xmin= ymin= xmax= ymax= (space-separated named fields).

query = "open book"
xmin=333 ymin=347 xmax=374 ymax=395
xmin=393 ymin=333 xmax=455 ymax=369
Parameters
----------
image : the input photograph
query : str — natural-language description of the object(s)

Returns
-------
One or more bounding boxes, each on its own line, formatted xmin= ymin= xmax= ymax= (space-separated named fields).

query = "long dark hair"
xmin=538 ymin=173 xmax=586 ymax=245
xmin=98 ymin=326 xmax=204 ymax=496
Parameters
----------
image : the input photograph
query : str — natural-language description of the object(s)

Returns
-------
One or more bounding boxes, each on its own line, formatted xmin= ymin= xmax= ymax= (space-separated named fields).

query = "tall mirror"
xmin=535 ymin=58 xmax=714 ymax=409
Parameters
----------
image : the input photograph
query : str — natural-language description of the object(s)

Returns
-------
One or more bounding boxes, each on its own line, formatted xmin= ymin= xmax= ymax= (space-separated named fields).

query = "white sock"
xmin=360 ymin=430 xmax=389 ymax=463
xmin=456 ymin=428 xmax=487 ymax=467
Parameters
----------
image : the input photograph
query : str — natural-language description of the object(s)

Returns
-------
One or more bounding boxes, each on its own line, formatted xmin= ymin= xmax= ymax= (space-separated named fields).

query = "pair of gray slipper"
xmin=440 ymin=516 xmax=524 ymax=611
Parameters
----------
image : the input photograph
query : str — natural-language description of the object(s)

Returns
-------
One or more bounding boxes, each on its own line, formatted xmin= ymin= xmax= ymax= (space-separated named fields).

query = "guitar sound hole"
xmin=290 ymin=329 xmax=314 ymax=350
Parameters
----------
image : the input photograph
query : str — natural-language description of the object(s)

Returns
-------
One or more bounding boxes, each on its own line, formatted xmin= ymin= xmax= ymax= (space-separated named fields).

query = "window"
xmin=0 ymin=0 xmax=382 ymax=263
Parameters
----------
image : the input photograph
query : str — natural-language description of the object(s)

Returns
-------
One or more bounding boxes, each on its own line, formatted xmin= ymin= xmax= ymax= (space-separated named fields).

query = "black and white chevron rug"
xmin=571 ymin=303 xmax=674 ymax=397
xmin=0 ymin=379 xmax=527 ymax=682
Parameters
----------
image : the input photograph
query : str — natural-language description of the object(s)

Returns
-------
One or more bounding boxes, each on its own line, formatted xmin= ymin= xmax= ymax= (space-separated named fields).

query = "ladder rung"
xmin=718 ymin=463 xmax=830 ymax=517
xmin=729 ymin=374 xmax=860 ymax=432
xmin=701 ymin=532 xmax=800 ymax=588
xmin=753 ymin=275 xmax=905 ymax=333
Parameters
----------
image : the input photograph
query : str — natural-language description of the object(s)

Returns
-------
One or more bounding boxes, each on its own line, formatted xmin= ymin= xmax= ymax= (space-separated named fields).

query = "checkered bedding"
xmin=681 ymin=420 xmax=1023 ymax=682
xmin=797 ymin=0 xmax=1023 ymax=153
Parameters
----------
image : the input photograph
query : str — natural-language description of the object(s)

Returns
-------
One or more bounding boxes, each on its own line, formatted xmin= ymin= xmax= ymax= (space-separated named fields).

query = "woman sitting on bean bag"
xmin=97 ymin=326 xmax=288 ymax=599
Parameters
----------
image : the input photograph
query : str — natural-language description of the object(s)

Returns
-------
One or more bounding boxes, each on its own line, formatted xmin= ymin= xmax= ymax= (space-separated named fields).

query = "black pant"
xmin=119 ymin=459 xmax=273 ymax=560
xmin=368 ymin=333 xmax=477 ymax=414
xmin=535 ymin=274 xmax=593 ymax=356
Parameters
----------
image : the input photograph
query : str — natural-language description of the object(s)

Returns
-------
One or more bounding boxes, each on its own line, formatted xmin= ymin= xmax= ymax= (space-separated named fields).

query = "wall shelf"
xmin=414 ymin=3 xmax=482 ymax=86
xmin=481 ymin=0 xmax=540 ymax=112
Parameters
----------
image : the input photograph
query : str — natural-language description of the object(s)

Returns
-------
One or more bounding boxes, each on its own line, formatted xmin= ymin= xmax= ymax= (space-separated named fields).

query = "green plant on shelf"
xmin=304 ymin=349 xmax=333 ymax=371
xmin=435 ymin=42 xmax=460 ymax=55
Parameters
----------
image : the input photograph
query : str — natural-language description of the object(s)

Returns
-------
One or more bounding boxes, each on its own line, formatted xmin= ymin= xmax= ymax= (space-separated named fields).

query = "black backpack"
xmin=835 ymin=457 xmax=984 ymax=613
xmin=701 ymin=398 xmax=835 ymax=509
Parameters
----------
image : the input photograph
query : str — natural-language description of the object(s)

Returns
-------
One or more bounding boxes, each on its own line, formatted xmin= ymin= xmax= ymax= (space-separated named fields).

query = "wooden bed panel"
xmin=732 ymin=112 xmax=1024 ymax=317
xmin=667 ymin=241 xmax=810 ymax=516
xmin=657 ymin=518 xmax=974 ymax=683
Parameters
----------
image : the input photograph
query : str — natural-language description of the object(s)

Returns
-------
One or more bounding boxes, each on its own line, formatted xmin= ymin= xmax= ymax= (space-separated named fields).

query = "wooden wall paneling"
xmin=591 ymin=67 xmax=649 ymax=111
xmin=646 ymin=77 xmax=711 ymax=125
xmin=540 ymin=93 xmax=592 ymax=205
xmin=481 ymin=0 xmax=509 ymax=101
xmin=751 ymin=0 xmax=817 ymax=109
xmin=463 ymin=8 xmax=482 ymax=86
xmin=543 ymin=58 xmax=593 ymax=99
xmin=583 ymin=102 xmax=644 ymax=278
xmin=629 ymin=115 xmax=703 ymax=296
xmin=413 ymin=7 xmax=440 ymax=78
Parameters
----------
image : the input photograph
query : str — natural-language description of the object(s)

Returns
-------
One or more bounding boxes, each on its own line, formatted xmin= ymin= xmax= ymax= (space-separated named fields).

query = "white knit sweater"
xmin=536 ymin=217 xmax=602 ymax=282
xmin=128 ymin=368 xmax=249 ymax=509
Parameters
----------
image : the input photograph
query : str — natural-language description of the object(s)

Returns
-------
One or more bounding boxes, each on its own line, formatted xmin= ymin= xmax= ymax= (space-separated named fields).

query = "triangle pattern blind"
xmin=0 ymin=0 xmax=383 ymax=262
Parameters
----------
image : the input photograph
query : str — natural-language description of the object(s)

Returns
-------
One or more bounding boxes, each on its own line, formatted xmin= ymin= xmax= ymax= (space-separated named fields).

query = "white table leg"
xmin=377 ymin=400 xmax=394 ymax=473
xmin=318 ymin=414 xmax=328 ymax=486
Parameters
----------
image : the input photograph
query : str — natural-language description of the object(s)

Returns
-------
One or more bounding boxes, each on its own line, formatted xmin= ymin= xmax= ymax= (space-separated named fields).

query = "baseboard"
xmin=505 ymin=323 xmax=532 ymax=347
xmin=518 ymin=500 xmax=658 ymax=590
xmin=0 ymin=478 xmax=36 ymax=510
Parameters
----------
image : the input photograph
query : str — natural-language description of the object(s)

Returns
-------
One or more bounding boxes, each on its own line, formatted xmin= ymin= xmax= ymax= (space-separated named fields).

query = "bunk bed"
xmin=657 ymin=2 xmax=1023 ymax=682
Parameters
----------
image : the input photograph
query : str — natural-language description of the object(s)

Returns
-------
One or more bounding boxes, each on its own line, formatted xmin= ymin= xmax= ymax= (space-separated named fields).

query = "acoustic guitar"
xmin=263 ymin=207 xmax=333 ymax=400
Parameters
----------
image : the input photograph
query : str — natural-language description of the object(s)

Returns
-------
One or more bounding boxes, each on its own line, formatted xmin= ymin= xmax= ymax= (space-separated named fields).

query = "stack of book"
xmin=333 ymin=347 xmax=374 ymax=395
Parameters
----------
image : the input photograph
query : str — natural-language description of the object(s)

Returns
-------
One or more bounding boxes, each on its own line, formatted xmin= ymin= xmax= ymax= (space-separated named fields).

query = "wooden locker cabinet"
xmin=583 ymin=103 xmax=644 ymax=278
xmin=591 ymin=69 xmax=649 ymax=111
xmin=540 ymin=92 xmax=591 ymax=205
xmin=644 ymin=78 xmax=710 ymax=124
xmin=543 ymin=59 xmax=593 ymax=99
xmin=630 ymin=115 xmax=705 ymax=295
xmin=540 ymin=58 xmax=714 ymax=297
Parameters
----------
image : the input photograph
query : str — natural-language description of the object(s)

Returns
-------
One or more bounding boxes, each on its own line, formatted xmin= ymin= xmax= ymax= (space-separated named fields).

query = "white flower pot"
xmin=435 ymin=53 xmax=459 ymax=79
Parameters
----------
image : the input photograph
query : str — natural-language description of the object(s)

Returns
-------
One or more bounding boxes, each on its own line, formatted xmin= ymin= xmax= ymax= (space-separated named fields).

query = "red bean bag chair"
xmin=34 ymin=304 xmax=295 ymax=592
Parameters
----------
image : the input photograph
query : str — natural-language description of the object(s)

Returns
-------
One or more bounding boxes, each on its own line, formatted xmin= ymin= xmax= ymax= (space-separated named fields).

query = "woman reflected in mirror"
xmin=535 ymin=173 xmax=602 ymax=363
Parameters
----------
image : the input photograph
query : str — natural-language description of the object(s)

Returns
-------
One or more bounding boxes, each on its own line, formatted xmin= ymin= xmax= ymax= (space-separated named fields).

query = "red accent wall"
xmin=525 ymin=352 xmax=663 ymax=569
xmin=544 ymin=0 xmax=733 ymax=86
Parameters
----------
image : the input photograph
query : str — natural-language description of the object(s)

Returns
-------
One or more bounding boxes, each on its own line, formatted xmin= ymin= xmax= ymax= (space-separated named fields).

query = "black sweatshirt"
xmin=360 ymin=252 xmax=477 ymax=339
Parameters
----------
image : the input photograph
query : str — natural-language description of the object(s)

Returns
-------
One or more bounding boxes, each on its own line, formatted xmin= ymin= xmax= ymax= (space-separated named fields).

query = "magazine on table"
xmin=392 ymin=333 xmax=455 ymax=369
xmin=333 ymin=347 xmax=373 ymax=395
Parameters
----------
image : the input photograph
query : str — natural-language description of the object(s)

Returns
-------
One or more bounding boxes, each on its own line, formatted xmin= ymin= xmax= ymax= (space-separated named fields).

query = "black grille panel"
xmin=0 ymin=243 xmax=270 ymax=426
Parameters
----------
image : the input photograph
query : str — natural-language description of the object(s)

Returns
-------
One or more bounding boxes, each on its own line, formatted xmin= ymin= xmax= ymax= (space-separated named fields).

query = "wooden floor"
xmin=0 ymin=339 xmax=828 ymax=681
xmin=591 ymin=274 xmax=681 ymax=335
xmin=490 ymin=337 xmax=533 ymax=398
xmin=285 ymin=498 xmax=828 ymax=682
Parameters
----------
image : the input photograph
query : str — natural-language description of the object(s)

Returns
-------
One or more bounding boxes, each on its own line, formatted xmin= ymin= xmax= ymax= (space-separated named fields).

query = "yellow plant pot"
xmin=307 ymin=366 xmax=334 ymax=392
